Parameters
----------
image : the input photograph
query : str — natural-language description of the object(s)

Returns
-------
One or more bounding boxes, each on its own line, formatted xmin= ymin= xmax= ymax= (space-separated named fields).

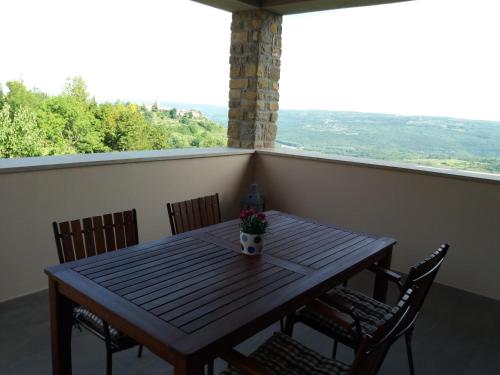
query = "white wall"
xmin=255 ymin=151 xmax=500 ymax=301
xmin=0 ymin=152 xmax=253 ymax=302
xmin=2 ymin=148 xmax=499 ymax=302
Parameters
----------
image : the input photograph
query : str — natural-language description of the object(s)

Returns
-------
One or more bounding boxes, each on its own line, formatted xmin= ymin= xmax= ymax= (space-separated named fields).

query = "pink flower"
xmin=257 ymin=212 xmax=266 ymax=221
xmin=239 ymin=209 xmax=255 ymax=219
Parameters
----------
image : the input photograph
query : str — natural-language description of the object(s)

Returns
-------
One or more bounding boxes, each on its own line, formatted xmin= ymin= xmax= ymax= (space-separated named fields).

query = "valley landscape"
xmin=186 ymin=103 xmax=500 ymax=175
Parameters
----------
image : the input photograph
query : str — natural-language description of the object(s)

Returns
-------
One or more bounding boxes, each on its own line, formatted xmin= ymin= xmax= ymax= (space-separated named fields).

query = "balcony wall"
xmin=255 ymin=149 xmax=500 ymax=301
xmin=0 ymin=149 xmax=254 ymax=302
xmin=1 ymin=147 xmax=499 ymax=302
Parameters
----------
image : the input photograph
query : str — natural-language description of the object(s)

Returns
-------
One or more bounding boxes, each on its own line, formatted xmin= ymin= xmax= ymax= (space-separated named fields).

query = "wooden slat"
xmin=84 ymin=241 xmax=220 ymax=279
xmin=199 ymin=197 xmax=209 ymax=227
xmin=111 ymin=251 xmax=238 ymax=294
xmin=122 ymin=255 xmax=243 ymax=299
xmin=290 ymin=233 xmax=359 ymax=264
xmin=270 ymin=227 xmax=341 ymax=257
xmin=205 ymin=196 xmax=215 ymax=225
xmin=113 ymin=212 xmax=126 ymax=249
xmin=70 ymin=220 xmax=86 ymax=260
xmin=149 ymin=263 xmax=274 ymax=317
xmin=79 ymin=238 xmax=203 ymax=276
xmin=191 ymin=198 xmax=202 ymax=229
xmin=82 ymin=218 xmax=96 ymax=257
xmin=179 ymin=202 xmax=190 ymax=233
xmin=214 ymin=194 xmax=221 ymax=222
xmin=185 ymin=200 xmax=195 ymax=231
xmin=156 ymin=266 xmax=285 ymax=320
xmin=180 ymin=272 xmax=302 ymax=333
xmin=133 ymin=261 xmax=270 ymax=307
xmin=59 ymin=222 xmax=75 ymax=262
xmin=92 ymin=216 xmax=106 ymax=254
xmin=97 ymin=245 xmax=225 ymax=287
xmin=173 ymin=203 xmax=184 ymax=234
xmin=103 ymin=214 xmax=116 ymax=251
xmin=299 ymin=235 xmax=370 ymax=267
xmin=123 ymin=210 xmax=138 ymax=246
xmin=311 ymin=237 xmax=378 ymax=269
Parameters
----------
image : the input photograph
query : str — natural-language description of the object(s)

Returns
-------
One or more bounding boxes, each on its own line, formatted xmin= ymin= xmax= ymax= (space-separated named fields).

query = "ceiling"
xmin=191 ymin=0 xmax=413 ymax=15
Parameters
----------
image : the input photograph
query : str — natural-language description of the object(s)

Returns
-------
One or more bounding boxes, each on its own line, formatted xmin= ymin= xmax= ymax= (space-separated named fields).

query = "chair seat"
xmin=74 ymin=307 xmax=136 ymax=349
xmin=220 ymin=332 xmax=350 ymax=375
xmin=297 ymin=286 xmax=393 ymax=345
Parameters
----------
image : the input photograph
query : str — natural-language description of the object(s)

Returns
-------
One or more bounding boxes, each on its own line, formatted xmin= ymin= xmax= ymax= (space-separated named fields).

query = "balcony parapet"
xmin=0 ymin=148 xmax=255 ymax=175
xmin=256 ymin=148 xmax=500 ymax=186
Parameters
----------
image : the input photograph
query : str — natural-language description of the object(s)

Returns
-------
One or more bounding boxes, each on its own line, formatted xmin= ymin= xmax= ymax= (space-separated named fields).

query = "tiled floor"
xmin=1 ymin=271 xmax=500 ymax=374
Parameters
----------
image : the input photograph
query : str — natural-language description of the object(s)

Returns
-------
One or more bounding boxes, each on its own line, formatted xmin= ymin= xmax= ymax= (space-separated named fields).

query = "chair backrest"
xmin=53 ymin=209 xmax=139 ymax=264
xmin=350 ymin=288 xmax=415 ymax=375
xmin=400 ymin=243 xmax=450 ymax=328
xmin=166 ymin=193 xmax=221 ymax=235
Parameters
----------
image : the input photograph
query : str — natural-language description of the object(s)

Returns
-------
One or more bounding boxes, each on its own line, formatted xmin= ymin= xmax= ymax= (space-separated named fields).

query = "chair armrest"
xmin=306 ymin=299 xmax=356 ymax=332
xmin=368 ymin=264 xmax=404 ymax=290
xmin=221 ymin=349 xmax=275 ymax=375
xmin=319 ymin=293 xmax=355 ymax=314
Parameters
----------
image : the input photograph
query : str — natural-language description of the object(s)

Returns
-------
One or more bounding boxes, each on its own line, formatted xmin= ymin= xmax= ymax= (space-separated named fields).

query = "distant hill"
xmin=168 ymin=103 xmax=500 ymax=174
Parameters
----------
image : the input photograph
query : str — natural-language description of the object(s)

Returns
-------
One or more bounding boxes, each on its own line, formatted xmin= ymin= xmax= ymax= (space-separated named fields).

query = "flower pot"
xmin=240 ymin=231 xmax=265 ymax=255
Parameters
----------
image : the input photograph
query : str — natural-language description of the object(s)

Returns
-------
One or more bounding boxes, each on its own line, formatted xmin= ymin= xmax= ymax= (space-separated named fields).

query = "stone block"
xmin=229 ymin=89 xmax=241 ymax=99
xmin=228 ymin=108 xmax=241 ymax=119
xmin=270 ymin=67 xmax=280 ymax=81
xmin=243 ymin=91 xmax=257 ymax=100
xmin=245 ymin=64 xmax=257 ymax=77
xmin=269 ymin=102 xmax=279 ymax=111
xmin=257 ymin=79 xmax=269 ymax=89
xmin=232 ymin=31 xmax=248 ymax=43
xmin=230 ymin=65 xmax=241 ymax=78
xmin=230 ymin=78 xmax=248 ymax=89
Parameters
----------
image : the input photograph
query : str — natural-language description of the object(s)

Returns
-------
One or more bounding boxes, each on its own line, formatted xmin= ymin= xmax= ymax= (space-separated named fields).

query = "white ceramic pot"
xmin=240 ymin=231 xmax=265 ymax=255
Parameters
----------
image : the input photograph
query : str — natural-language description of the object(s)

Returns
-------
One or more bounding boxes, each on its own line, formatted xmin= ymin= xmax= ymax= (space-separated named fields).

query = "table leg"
xmin=174 ymin=359 xmax=205 ymax=375
xmin=49 ymin=278 xmax=73 ymax=375
xmin=373 ymin=245 xmax=393 ymax=303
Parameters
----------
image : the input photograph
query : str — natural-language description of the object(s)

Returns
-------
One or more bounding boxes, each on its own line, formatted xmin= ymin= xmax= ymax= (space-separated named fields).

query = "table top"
xmin=45 ymin=211 xmax=395 ymax=361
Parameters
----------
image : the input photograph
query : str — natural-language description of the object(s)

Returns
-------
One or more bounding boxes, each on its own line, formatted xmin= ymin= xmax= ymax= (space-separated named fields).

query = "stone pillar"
xmin=227 ymin=10 xmax=282 ymax=148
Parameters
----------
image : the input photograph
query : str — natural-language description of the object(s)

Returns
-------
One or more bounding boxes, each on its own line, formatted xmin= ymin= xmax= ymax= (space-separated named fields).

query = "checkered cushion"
xmin=74 ymin=307 xmax=125 ymax=341
xmin=298 ymin=286 xmax=393 ymax=344
xmin=220 ymin=332 xmax=350 ymax=375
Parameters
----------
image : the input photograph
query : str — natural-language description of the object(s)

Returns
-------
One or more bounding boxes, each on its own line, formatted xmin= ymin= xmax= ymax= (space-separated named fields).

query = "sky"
xmin=1 ymin=0 xmax=499 ymax=121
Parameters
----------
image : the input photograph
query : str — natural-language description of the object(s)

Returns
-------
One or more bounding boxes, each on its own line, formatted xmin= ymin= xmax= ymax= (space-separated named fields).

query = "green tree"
xmin=63 ymin=76 xmax=89 ymax=103
xmin=0 ymin=84 xmax=5 ymax=109
xmin=0 ymin=103 xmax=46 ymax=158
xmin=5 ymin=80 xmax=45 ymax=114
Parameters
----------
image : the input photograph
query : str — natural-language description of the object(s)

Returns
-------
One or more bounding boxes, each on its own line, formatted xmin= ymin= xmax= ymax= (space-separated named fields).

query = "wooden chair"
xmin=220 ymin=288 xmax=415 ymax=375
xmin=52 ymin=209 xmax=143 ymax=375
xmin=286 ymin=243 xmax=450 ymax=375
xmin=166 ymin=193 xmax=221 ymax=235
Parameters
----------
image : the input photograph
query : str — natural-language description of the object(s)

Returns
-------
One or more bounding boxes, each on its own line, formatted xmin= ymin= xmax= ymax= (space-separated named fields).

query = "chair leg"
xmin=284 ymin=313 xmax=295 ymax=336
xmin=332 ymin=339 xmax=338 ymax=359
xmin=405 ymin=329 xmax=416 ymax=375
xmin=279 ymin=318 xmax=285 ymax=332
xmin=206 ymin=360 xmax=214 ymax=375
xmin=103 ymin=322 xmax=113 ymax=375
xmin=137 ymin=345 xmax=143 ymax=358
xmin=106 ymin=349 xmax=112 ymax=375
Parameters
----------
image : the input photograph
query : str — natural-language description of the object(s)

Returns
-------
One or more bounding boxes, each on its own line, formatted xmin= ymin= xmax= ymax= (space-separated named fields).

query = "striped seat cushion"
xmin=298 ymin=286 xmax=393 ymax=344
xmin=74 ymin=307 xmax=125 ymax=341
xmin=221 ymin=332 xmax=350 ymax=375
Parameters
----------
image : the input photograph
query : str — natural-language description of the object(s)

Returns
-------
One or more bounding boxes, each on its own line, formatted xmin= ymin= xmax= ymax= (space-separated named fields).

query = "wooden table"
xmin=45 ymin=211 xmax=395 ymax=375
